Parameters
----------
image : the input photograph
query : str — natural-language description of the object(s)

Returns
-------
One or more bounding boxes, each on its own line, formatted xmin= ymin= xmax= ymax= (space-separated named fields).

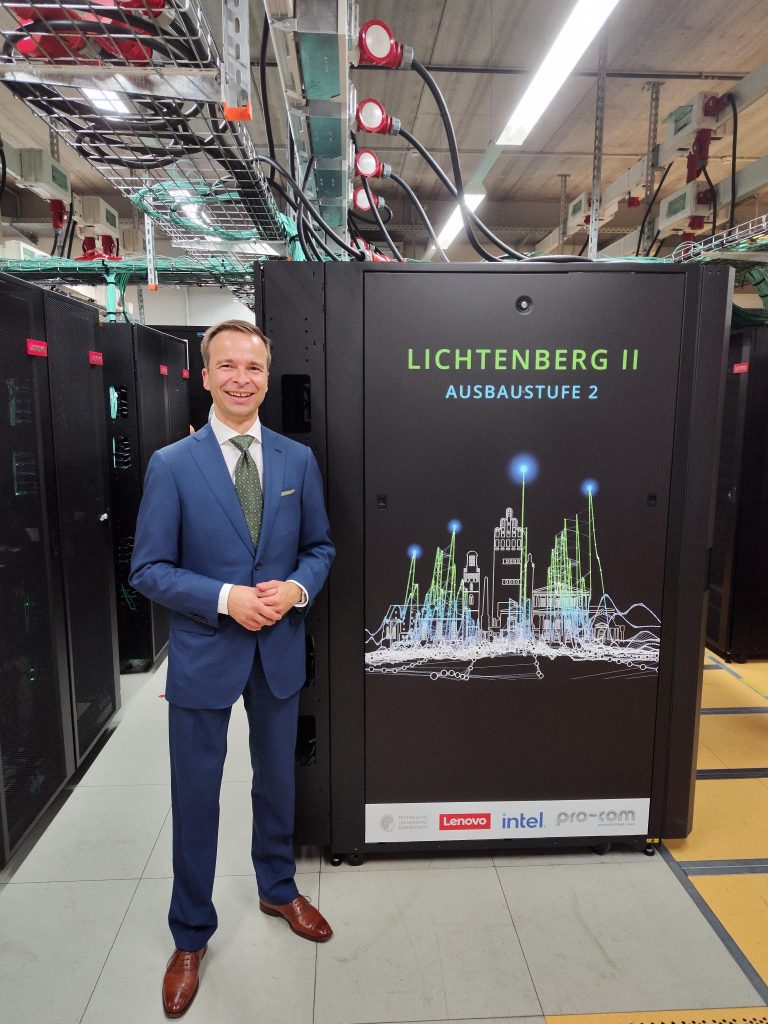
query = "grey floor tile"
xmin=496 ymin=856 xmax=763 ymax=1014
xmin=143 ymin=781 xmax=320 ymax=878
xmin=492 ymin=844 xmax=646 ymax=868
xmin=78 ymin=718 xmax=170 ymax=787
xmin=9 ymin=785 xmax=169 ymax=883
xmin=112 ymin=666 xmax=168 ymax=725
xmin=314 ymin=867 xmax=541 ymax=1024
xmin=345 ymin=1020 xmax=544 ymax=1024
xmin=321 ymin=851 xmax=495 ymax=872
xmin=0 ymin=879 xmax=136 ymax=1024
xmin=81 ymin=875 xmax=317 ymax=1024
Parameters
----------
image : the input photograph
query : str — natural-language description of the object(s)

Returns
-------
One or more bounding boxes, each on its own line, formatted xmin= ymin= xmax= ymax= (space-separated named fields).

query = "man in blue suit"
xmin=129 ymin=319 xmax=335 ymax=1018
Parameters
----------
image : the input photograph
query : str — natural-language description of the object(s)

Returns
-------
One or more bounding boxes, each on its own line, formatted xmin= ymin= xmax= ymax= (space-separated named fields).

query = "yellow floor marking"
xmin=546 ymin=1011 xmax=768 ymax=1023
xmin=693 ymin=874 xmax=768 ymax=985
xmin=697 ymin=740 xmax=728 ymax=770
xmin=698 ymin=714 xmax=768 ymax=769
xmin=701 ymin=670 xmax=768 ymax=709
xmin=665 ymin=779 xmax=768 ymax=862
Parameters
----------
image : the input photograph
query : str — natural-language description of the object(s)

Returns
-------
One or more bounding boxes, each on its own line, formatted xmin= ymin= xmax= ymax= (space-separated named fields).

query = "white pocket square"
xmin=281 ymin=488 xmax=296 ymax=496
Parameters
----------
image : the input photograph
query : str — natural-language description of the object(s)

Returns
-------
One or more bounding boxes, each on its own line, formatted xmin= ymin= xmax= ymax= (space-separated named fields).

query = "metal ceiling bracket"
xmin=222 ymin=0 xmax=252 ymax=119
xmin=558 ymin=174 xmax=570 ymax=251
xmin=641 ymin=80 xmax=663 ymax=254
xmin=587 ymin=33 xmax=608 ymax=261
xmin=0 ymin=65 xmax=221 ymax=102
xmin=144 ymin=214 xmax=158 ymax=292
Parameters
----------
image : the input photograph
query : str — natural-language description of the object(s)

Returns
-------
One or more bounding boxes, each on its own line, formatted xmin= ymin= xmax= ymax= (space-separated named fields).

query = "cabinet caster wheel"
xmin=346 ymin=851 xmax=365 ymax=867
xmin=591 ymin=843 xmax=611 ymax=856
xmin=329 ymin=855 xmax=343 ymax=867
xmin=643 ymin=845 xmax=656 ymax=857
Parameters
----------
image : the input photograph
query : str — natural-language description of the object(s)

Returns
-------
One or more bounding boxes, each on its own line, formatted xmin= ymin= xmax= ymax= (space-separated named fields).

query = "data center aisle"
xmin=0 ymin=656 xmax=766 ymax=1024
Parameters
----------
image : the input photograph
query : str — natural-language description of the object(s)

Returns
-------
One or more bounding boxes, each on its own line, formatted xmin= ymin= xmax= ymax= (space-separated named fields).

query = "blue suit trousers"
xmin=167 ymin=649 xmax=300 ymax=951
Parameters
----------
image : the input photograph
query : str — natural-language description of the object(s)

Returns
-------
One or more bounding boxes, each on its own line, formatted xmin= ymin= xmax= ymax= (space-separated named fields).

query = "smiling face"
xmin=202 ymin=329 xmax=269 ymax=431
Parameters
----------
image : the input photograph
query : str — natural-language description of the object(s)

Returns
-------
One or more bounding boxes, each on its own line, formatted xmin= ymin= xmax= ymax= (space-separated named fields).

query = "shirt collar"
xmin=210 ymin=410 xmax=262 ymax=448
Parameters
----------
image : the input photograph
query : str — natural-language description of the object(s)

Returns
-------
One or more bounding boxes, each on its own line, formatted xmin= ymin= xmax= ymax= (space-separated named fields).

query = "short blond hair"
xmin=200 ymin=319 xmax=272 ymax=369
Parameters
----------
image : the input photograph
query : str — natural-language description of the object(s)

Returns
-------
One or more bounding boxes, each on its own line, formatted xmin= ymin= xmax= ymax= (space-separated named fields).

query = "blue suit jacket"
xmin=129 ymin=422 xmax=334 ymax=707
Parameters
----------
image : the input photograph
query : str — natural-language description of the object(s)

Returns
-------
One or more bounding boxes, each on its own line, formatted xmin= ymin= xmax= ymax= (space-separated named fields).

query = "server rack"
xmin=256 ymin=264 xmax=331 ymax=844
xmin=258 ymin=261 xmax=732 ymax=863
xmin=0 ymin=275 xmax=119 ymax=867
xmin=152 ymin=325 xmax=210 ymax=431
xmin=100 ymin=324 xmax=190 ymax=671
xmin=707 ymin=324 xmax=768 ymax=660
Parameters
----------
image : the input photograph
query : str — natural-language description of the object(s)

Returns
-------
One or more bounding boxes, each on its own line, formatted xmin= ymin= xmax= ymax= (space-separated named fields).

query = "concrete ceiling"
xmin=2 ymin=0 xmax=768 ymax=259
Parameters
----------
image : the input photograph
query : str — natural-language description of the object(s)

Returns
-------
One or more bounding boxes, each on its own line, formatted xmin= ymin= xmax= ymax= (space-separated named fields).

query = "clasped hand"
xmin=227 ymin=580 xmax=302 ymax=631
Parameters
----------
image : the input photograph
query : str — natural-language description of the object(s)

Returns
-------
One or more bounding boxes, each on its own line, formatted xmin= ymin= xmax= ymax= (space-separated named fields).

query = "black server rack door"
xmin=706 ymin=330 xmax=750 ymax=655
xmin=0 ymin=275 xmax=72 ymax=860
xmin=730 ymin=326 xmax=768 ymax=658
xmin=164 ymin=333 xmax=191 ymax=443
xmin=44 ymin=293 xmax=119 ymax=762
xmin=154 ymin=326 xmax=210 ymax=430
xmin=101 ymin=324 xmax=152 ymax=667
xmin=361 ymin=269 xmax=684 ymax=845
xmin=135 ymin=326 xmax=170 ymax=478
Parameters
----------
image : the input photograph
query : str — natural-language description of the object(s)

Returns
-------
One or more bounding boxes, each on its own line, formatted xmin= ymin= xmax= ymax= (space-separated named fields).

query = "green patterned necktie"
xmin=230 ymin=435 xmax=263 ymax=547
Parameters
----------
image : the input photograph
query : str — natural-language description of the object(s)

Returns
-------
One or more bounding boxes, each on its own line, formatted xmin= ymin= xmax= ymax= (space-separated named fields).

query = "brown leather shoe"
xmin=259 ymin=894 xmax=333 ymax=942
xmin=162 ymin=945 xmax=206 ymax=1018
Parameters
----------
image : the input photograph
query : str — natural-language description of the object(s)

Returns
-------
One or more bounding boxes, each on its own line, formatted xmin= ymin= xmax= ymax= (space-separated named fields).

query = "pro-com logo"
xmin=439 ymin=813 xmax=491 ymax=831
xmin=556 ymin=809 xmax=636 ymax=827
xmin=501 ymin=810 xmax=544 ymax=831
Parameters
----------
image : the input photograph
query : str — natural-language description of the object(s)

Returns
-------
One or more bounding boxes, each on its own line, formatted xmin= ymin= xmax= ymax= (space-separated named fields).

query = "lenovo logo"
xmin=439 ymin=813 xmax=491 ymax=831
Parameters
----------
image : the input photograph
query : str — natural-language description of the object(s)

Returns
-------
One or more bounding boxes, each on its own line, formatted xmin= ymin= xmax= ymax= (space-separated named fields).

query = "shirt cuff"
xmin=287 ymin=579 xmax=308 ymax=608
xmin=218 ymin=583 xmax=233 ymax=616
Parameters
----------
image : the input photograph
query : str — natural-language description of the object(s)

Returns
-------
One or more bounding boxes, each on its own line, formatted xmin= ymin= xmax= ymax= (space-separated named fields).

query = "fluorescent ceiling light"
xmin=496 ymin=0 xmax=622 ymax=146
xmin=83 ymin=88 xmax=130 ymax=114
xmin=433 ymin=193 xmax=485 ymax=250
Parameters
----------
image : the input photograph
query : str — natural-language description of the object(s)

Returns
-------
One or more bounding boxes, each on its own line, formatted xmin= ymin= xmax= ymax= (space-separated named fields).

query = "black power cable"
xmin=361 ymin=177 xmax=404 ymax=261
xmin=411 ymin=58 xmax=504 ymax=262
xmin=398 ymin=126 xmax=524 ymax=259
xmin=260 ymin=14 xmax=277 ymax=186
xmin=349 ymin=205 xmax=394 ymax=226
xmin=726 ymin=93 xmax=738 ymax=229
xmin=389 ymin=170 xmax=448 ymax=261
xmin=0 ymin=140 xmax=6 ymax=204
xmin=636 ymin=162 xmax=673 ymax=256
xmin=59 ymin=198 xmax=74 ymax=257
xmin=295 ymin=157 xmax=318 ymax=261
xmin=701 ymin=164 xmax=718 ymax=236
xmin=256 ymin=154 xmax=365 ymax=259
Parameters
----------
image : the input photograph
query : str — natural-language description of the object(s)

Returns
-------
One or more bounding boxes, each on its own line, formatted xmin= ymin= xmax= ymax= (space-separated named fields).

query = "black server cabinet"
xmin=256 ymin=264 xmax=330 ymax=844
xmin=153 ymin=325 xmax=211 ymax=431
xmin=707 ymin=325 xmax=768 ymax=660
xmin=100 ymin=324 xmax=190 ymax=671
xmin=0 ymin=275 xmax=119 ymax=867
xmin=43 ymin=291 xmax=120 ymax=762
xmin=259 ymin=261 xmax=732 ymax=863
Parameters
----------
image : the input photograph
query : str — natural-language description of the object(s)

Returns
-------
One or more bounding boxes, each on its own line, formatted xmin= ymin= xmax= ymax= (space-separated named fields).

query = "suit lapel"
xmin=190 ymin=424 xmax=255 ymax=557
xmin=257 ymin=426 xmax=286 ymax=562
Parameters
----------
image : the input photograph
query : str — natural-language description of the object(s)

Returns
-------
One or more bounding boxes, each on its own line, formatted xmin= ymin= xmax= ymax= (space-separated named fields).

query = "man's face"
xmin=202 ymin=329 xmax=269 ymax=429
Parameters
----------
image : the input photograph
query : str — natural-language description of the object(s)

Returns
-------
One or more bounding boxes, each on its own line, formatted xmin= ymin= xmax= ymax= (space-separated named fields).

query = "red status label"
xmin=182 ymin=368 xmax=190 ymax=379
xmin=159 ymin=364 xmax=168 ymax=376
xmin=733 ymin=362 xmax=749 ymax=374
xmin=26 ymin=338 xmax=48 ymax=358
xmin=89 ymin=351 xmax=104 ymax=366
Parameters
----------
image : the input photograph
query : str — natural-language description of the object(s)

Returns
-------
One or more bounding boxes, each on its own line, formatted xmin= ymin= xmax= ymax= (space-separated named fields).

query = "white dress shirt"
xmin=209 ymin=411 xmax=308 ymax=615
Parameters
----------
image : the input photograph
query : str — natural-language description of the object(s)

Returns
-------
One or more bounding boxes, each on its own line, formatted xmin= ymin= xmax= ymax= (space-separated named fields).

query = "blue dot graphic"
xmin=581 ymin=478 xmax=599 ymax=497
xmin=508 ymin=453 xmax=540 ymax=484
xmin=448 ymin=519 xmax=462 ymax=534
xmin=407 ymin=544 xmax=423 ymax=559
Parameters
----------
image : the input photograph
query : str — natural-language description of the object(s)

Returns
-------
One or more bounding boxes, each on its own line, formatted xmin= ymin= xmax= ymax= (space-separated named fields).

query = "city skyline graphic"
xmin=365 ymin=454 xmax=661 ymax=682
